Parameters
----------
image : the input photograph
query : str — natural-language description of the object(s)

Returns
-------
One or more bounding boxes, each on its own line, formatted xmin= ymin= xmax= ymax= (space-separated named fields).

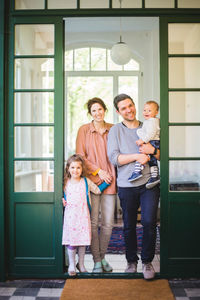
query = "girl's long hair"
xmin=63 ymin=154 xmax=86 ymax=188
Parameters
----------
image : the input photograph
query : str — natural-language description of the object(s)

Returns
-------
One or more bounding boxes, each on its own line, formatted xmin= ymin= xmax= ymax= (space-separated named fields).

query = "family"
xmin=62 ymin=94 xmax=160 ymax=280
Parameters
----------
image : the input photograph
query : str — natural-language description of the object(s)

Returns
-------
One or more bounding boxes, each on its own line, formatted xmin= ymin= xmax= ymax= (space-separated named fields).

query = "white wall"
xmin=65 ymin=17 xmax=160 ymax=119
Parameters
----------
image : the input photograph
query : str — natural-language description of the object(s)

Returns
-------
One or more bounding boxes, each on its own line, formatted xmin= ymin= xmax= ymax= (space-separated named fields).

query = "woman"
xmin=76 ymin=97 xmax=117 ymax=273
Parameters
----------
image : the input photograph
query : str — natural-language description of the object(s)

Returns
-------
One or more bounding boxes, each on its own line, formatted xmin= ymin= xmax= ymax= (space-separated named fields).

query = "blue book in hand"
xmin=98 ymin=181 xmax=110 ymax=192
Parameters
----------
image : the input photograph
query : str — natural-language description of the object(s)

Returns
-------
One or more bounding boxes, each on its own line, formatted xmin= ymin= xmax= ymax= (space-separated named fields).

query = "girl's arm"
xmin=62 ymin=197 xmax=67 ymax=207
xmin=86 ymin=178 xmax=101 ymax=195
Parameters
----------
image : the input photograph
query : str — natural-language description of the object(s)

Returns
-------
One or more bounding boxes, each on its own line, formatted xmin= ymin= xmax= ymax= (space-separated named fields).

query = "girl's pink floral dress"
xmin=62 ymin=177 xmax=100 ymax=246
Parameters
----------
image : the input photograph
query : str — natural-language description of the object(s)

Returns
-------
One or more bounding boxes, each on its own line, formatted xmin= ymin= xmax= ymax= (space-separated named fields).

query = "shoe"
xmin=128 ymin=172 xmax=143 ymax=182
xmin=146 ymin=176 xmax=160 ymax=189
xmin=125 ymin=262 xmax=137 ymax=273
xmin=142 ymin=263 xmax=155 ymax=280
xmin=76 ymin=263 xmax=87 ymax=273
xmin=68 ymin=266 xmax=76 ymax=276
xmin=92 ymin=262 xmax=103 ymax=273
xmin=101 ymin=258 xmax=113 ymax=272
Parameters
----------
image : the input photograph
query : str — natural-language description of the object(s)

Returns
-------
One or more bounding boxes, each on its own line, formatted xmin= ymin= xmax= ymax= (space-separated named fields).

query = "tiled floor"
xmin=0 ymin=280 xmax=65 ymax=300
xmin=84 ymin=253 xmax=160 ymax=273
xmin=0 ymin=278 xmax=200 ymax=300
xmin=169 ymin=279 xmax=200 ymax=300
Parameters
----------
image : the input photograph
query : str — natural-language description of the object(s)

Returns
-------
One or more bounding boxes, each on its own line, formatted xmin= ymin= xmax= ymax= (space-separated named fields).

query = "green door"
xmin=160 ymin=17 xmax=200 ymax=277
xmin=7 ymin=17 xmax=64 ymax=277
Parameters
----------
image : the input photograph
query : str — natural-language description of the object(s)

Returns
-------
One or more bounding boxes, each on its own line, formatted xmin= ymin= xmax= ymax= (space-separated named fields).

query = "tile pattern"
xmin=169 ymin=279 xmax=200 ymax=300
xmin=0 ymin=280 xmax=65 ymax=300
xmin=0 ymin=279 xmax=200 ymax=300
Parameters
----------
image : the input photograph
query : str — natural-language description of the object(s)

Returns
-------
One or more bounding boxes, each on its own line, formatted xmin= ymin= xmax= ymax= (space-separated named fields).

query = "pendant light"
xmin=110 ymin=0 xmax=132 ymax=65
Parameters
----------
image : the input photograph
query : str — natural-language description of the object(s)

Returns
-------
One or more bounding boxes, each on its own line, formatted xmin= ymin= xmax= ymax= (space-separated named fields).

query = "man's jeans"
xmin=118 ymin=184 xmax=160 ymax=264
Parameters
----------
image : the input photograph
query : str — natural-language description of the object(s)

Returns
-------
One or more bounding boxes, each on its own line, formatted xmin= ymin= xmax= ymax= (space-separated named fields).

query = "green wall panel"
xmin=15 ymin=203 xmax=54 ymax=258
xmin=168 ymin=200 xmax=200 ymax=258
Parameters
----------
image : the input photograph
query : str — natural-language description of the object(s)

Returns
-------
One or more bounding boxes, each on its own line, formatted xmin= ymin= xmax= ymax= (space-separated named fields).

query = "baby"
xmin=128 ymin=100 xmax=160 ymax=189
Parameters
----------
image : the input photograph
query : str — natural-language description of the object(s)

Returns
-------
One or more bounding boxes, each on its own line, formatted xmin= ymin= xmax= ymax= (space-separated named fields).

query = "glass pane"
xmin=74 ymin=48 xmax=89 ymax=71
xmin=112 ymin=0 xmax=142 ymax=8
xmin=169 ymin=92 xmax=200 ymax=123
xmin=15 ymin=127 xmax=54 ymax=158
xmin=66 ymin=76 xmax=113 ymax=158
xmin=169 ymin=161 xmax=200 ymax=191
xmin=169 ymin=58 xmax=200 ymax=89
xmin=14 ymin=92 xmax=54 ymax=124
xmin=15 ymin=25 xmax=54 ymax=55
xmin=91 ymin=48 xmax=106 ymax=71
xmin=178 ymin=0 xmax=200 ymax=8
xmin=169 ymin=24 xmax=200 ymax=54
xmin=80 ymin=0 xmax=109 ymax=8
xmin=15 ymin=161 xmax=54 ymax=192
xmin=124 ymin=59 xmax=140 ymax=71
xmin=65 ymin=50 xmax=73 ymax=71
xmin=15 ymin=58 xmax=54 ymax=89
xmin=118 ymin=76 xmax=138 ymax=113
xmin=145 ymin=0 xmax=174 ymax=8
xmin=15 ymin=0 xmax=44 ymax=9
xmin=169 ymin=126 xmax=200 ymax=157
xmin=107 ymin=50 xmax=122 ymax=71
xmin=48 ymin=0 xmax=77 ymax=9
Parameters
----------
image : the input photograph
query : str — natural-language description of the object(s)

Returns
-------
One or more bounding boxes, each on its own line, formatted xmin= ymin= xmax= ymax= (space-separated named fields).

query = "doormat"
xmin=60 ymin=279 xmax=174 ymax=300
xmin=86 ymin=225 xmax=160 ymax=254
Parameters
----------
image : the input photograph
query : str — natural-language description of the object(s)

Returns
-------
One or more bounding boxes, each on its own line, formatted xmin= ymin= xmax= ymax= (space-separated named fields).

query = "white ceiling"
xmin=64 ymin=17 xmax=159 ymax=33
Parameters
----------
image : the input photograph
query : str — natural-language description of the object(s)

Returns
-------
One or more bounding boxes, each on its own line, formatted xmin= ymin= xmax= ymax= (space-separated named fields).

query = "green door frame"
xmin=0 ymin=0 xmax=6 ymax=282
xmin=1 ymin=0 xmax=200 ymax=280
xmin=7 ymin=16 xmax=64 ymax=278
xmin=160 ymin=16 xmax=200 ymax=278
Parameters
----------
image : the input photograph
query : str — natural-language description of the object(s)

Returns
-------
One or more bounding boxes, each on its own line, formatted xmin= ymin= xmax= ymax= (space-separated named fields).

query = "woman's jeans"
xmin=90 ymin=193 xmax=116 ymax=263
xmin=118 ymin=184 xmax=160 ymax=264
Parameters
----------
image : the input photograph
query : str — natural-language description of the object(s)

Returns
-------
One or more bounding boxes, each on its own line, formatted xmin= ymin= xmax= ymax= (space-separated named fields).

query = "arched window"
xmin=65 ymin=45 xmax=142 ymax=157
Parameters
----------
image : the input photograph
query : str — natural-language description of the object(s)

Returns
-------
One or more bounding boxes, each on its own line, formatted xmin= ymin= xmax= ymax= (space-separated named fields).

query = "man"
xmin=107 ymin=94 xmax=160 ymax=280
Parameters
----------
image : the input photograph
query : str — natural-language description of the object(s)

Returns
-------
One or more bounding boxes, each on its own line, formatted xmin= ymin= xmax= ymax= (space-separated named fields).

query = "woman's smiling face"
xmin=90 ymin=103 xmax=105 ymax=122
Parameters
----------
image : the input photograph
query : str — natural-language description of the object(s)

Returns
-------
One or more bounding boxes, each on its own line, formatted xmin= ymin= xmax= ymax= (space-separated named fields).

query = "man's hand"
xmin=136 ymin=139 xmax=144 ymax=146
xmin=139 ymin=143 xmax=154 ymax=155
xmin=136 ymin=153 xmax=150 ymax=165
xmin=139 ymin=143 xmax=160 ymax=161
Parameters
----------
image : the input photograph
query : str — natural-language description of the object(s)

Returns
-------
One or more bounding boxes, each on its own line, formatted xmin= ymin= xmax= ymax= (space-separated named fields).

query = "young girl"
xmin=62 ymin=154 xmax=109 ymax=276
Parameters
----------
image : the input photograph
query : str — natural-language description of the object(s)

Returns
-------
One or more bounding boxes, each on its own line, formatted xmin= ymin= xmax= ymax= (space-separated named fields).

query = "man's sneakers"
xmin=146 ymin=176 xmax=160 ymax=189
xmin=128 ymin=171 xmax=143 ymax=182
xmin=125 ymin=262 xmax=137 ymax=273
xmin=142 ymin=262 xmax=155 ymax=280
xmin=125 ymin=262 xmax=155 ymax=279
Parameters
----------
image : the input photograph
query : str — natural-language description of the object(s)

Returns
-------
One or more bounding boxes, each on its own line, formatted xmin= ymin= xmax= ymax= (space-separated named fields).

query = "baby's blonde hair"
xmin=145 ymin=100 xmax=159 ymax=112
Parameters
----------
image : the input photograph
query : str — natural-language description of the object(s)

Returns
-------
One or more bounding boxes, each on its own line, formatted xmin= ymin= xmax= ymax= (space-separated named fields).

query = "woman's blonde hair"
xmin=63 ymin=154 xmax=86 ymax=188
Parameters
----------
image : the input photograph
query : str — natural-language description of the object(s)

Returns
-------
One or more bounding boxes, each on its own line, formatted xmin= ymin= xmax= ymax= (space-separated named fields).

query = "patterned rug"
xmin=86 ymin=225 xmax=160 ymax=254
